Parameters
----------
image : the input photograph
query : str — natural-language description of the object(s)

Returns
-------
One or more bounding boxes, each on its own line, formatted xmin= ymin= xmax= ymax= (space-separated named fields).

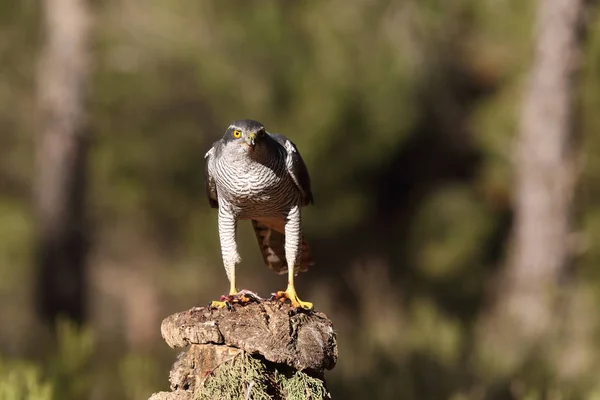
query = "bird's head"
xmin=223 ymin=119 xmax=268 ymax=155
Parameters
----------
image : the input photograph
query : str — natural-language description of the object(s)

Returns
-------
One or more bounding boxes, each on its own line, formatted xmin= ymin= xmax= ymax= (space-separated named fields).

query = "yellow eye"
xmin=233 ymin=129 xmax=242 ymax=138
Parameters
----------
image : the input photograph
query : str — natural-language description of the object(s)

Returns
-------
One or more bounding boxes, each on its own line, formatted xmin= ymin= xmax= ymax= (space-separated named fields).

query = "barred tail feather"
xmin=251 ymin=219 xmax=313 ymax=275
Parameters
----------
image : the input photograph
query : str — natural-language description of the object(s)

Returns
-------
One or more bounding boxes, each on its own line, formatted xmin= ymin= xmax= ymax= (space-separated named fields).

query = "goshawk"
xmin=204 ymin=119 xmax=314 ymax=309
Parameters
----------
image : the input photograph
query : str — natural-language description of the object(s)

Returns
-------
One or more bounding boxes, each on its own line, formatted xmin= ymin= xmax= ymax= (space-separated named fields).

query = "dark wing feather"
xmin=251 ymin=217 xmax=313 ymax=274
xmin=204 ymin=143 xmax=219 ymax=208
xmin=269 ymin=133 xmax=314 ymax=206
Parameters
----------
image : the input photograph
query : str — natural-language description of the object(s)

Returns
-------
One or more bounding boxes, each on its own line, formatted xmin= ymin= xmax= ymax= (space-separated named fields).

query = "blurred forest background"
xmin=1 ymin=0 xmax=600 ymax=399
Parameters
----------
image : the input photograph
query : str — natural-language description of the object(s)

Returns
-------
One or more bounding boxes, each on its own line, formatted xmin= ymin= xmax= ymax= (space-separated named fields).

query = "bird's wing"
xmin=268 ymin=133 xmax=314 ymax=206
xmin=251 ymin=217 xmax=313 ymax=274
xmin=204 ymin=143 xmax=219 ymax=209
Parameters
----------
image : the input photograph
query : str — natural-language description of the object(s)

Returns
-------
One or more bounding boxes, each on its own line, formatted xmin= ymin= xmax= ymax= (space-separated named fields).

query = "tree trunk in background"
xmin=500 ymin=0 xmax=586 ymax=342
xmin=35 ymin=0 xmax=91 ymax=326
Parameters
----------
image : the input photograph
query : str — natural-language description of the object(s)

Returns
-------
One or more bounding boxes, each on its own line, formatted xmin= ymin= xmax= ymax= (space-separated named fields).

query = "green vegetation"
xmin=0 ymin=360 xmax=53 ymax=400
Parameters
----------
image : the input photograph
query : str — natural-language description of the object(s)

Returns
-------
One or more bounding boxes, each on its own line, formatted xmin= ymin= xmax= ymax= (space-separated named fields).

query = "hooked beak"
xmin=245 ymin=132 xmax=257 ymax=148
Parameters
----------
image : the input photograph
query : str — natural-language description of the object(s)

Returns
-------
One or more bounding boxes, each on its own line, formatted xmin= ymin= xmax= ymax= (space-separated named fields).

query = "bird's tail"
xmin=251 ymin=218 xmax=313 ymax=275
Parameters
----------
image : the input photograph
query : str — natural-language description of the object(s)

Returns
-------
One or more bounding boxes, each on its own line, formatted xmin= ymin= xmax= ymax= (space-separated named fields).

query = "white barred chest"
xmin=214 ymin=157 xmax=298 ymax=214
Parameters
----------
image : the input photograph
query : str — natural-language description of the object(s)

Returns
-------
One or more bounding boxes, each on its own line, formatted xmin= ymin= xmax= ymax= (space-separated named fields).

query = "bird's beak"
xmin=245 ymin=132 xmax=256 ymax=148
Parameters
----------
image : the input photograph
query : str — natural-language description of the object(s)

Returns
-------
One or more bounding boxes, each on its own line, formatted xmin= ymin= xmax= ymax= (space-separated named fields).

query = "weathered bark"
xmin=151 ymin=301 xmax=337 ymax=399
xmin=493 ymin=0 xmax=587 ymax=342
xmin=34 ymin=0 xmax=92 ymax=325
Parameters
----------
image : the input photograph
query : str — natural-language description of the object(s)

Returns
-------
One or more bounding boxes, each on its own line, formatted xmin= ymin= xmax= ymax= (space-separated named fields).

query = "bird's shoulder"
xmin=205 ymin=139 xmax=224 ymax=161
xmin=204 ymin=140 xmax=222 ymax=209
xmin=267 ymin=132 xmax=314 ymax=206
xmin=267 ymin=132 xmax=295 ymax=150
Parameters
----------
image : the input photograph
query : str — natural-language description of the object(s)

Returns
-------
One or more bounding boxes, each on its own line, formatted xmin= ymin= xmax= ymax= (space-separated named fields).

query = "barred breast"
xmin=212 ymin=148 xmax=301 ymax=219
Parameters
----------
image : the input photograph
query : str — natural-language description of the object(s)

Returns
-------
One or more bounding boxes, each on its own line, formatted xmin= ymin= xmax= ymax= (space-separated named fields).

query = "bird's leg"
xmin=275 ymin=206 xmax=313 ymax=310
xmin=210 ymin=208 xmax=241 ymax=308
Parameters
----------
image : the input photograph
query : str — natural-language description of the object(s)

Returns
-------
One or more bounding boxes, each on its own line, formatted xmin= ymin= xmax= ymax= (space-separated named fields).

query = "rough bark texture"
xmin=151 ymin=300 xmax=337 ymax=399
xmin=487 ymin=0 xmax=588 ymax=350
xmin=169 ymin=344 xmax=243 ymax=391
xmin=34 ymin=0 xmax=92 ymax=326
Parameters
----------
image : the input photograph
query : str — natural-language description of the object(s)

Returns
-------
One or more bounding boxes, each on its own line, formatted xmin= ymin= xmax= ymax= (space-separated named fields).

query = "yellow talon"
xmin=209 ymin=283 xmax=239 ymax=309
xmin=210 ymin=300 xmax=229 ymax=308
xmin=276 ymin=286 xmax=313 ymax=310
xmin=209 ymin=284 xmax=266 ymax=309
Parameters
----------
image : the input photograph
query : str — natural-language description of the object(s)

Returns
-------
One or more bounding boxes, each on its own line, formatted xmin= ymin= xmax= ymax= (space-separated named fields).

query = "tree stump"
xmin=148 ymin=300 xmax=338 ymax=400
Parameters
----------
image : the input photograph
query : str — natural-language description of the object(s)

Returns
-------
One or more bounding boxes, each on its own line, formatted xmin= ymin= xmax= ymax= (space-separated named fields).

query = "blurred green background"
xmin=2 ymin=0 xmax=600 ymax=399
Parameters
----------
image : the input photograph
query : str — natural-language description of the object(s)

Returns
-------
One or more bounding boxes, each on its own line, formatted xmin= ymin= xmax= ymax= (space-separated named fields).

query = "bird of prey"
xmin=204 ymin=119 xmax=314 ymax=309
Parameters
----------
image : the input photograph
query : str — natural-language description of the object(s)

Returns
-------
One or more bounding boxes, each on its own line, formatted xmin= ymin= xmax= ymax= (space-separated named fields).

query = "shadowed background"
xmin=1 ymin=0 xmax=600 ymax=399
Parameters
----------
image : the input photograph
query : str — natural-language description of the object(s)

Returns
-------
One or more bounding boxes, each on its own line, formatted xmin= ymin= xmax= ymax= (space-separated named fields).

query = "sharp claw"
xmin=210 ymin=289 xmax=263 ymax=309
xmin=210 ymin=300 xmax=231 ymax=309
xmin=272 ymin=290 xmax=314 ymax=310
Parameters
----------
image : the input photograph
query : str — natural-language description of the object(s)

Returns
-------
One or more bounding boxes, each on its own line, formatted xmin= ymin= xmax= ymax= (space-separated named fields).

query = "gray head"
xmin=222 ymin=119 xmax=269 ymax=156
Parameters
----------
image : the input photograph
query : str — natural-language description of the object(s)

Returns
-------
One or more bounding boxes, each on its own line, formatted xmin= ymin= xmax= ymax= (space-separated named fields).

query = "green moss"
xmin=198 ymin=352 xmax=329 ymax=400
xmin=276 ymin=368 xmax=330 ymax=400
